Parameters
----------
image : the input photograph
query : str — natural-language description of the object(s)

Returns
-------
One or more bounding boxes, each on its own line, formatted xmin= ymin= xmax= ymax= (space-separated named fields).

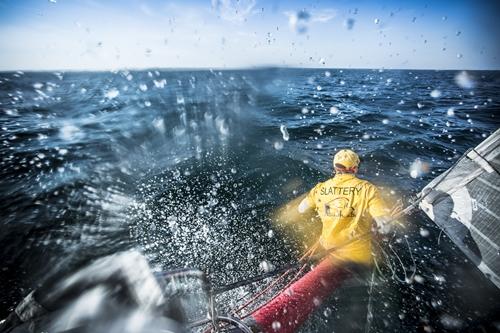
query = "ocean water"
xmin=0 ymin=68 xmax=499 ymax=332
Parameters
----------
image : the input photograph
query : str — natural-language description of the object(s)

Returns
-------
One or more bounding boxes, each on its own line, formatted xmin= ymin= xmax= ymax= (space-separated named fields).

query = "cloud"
xmin=211 ymin=0 xmax=257 ymax=23
xmin=310 ymin=9 xmax=336 ymax=23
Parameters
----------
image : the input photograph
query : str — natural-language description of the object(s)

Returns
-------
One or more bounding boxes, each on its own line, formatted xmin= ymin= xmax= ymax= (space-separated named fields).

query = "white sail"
xmin=419 ymin=128 xmax=500 ymax=288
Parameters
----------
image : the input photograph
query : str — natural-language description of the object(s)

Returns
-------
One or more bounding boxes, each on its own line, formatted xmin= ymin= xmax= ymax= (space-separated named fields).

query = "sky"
xmin=0 ymin=0 xmax=499 ymax=71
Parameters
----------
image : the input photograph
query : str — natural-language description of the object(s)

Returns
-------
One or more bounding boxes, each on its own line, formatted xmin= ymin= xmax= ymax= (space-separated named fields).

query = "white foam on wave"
xmin=59 ymin=124 xmax=81 ymax=141
xmin=104 ymin=88 xmax=119 ymax=99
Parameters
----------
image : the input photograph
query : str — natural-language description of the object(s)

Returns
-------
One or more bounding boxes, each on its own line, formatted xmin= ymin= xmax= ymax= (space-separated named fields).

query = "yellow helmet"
xmin=333 ymin=149 xmax=360 ymax=170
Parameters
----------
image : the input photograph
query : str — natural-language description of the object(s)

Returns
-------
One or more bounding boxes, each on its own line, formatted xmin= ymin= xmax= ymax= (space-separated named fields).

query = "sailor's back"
xmin=305 ymin=173 xmax=388 ymax=264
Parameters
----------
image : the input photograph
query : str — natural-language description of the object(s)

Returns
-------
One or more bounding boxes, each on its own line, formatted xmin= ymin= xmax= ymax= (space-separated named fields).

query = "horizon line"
xmin=1 ymin=65 xmax=499 ymax=74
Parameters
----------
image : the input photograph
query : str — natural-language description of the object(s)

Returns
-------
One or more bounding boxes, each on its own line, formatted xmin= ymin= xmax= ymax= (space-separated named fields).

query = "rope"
xmin=228 ymin=242 xmax=319 ymax=316
xmin=214 ymin=241 xmax=319 ymax=295
xmin=364 ymin=268 xmax=376 ymax=333
xmin=224 ymin=232 xmax=373 ymax=318
xmin=211 ymin=195 xmax=423 ymax=327
xmin=240 ymin=260 xmax=310 ymax=320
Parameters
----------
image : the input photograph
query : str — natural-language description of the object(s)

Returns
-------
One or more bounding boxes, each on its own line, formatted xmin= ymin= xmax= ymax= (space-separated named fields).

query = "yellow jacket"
xmin=305 ymin=173 xmax=389 ymax=265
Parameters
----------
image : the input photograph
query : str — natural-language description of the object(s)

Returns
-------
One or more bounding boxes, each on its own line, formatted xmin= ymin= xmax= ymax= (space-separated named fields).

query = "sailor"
xmin=298 ymin=148 xmax=395 ymax=261
xmin=247 ymin=149 xmax=399 ymax=333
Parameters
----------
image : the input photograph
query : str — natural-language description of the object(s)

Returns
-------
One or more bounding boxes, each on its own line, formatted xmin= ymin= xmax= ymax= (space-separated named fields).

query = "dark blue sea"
xmin=0 ymin=68 xmax=499 ymax=332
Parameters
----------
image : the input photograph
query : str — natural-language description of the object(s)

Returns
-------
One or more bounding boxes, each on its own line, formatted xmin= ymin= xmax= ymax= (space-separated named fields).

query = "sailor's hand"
xmin=374 ymin=216 xmax=392 ymax=234
xmin=390 ymin=200 xmax=404 ymax=218
xmin=377 ymin=222 xmax=392 ymax=234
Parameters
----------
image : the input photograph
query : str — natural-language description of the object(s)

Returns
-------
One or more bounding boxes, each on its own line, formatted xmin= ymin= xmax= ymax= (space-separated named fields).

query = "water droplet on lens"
xmin=280 ymin=125 xmax=290 ymax=141
xmin=430 ymin=89 xmax=441 ymax=98
xmin=329 ymin=106 xmax=339 ymax=115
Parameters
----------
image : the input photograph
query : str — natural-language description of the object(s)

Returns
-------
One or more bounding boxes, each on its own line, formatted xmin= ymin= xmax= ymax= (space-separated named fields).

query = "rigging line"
xmin=404 ymin=236 xmax=417 ymax=280
xmin=380 ymin=234 xmax=417 ymax=282
xmin=374 ymin=255 xmax=389 ymax=282
xmin=372 ymin=233 xmax=416 ymax=286
xmin=437 ymin=228 xmax=444 ymax=246
xmin=232 ymin=289 xmax=254 ymax=307
xmin=364 ymin=268 xmax=376 ymax=333
xmin=373 ymin=235 xmax=409 ymax=283
xmin=229 ymin=242 xmax=319 ymax=316
xmin=372 ymin=253 xmax=387 ymax=283
xmin=232 ymin=243 xmax=320 ymax=306
xmin=384 ymin=243 xmax=405 ymax=283
xmin=414 ymin=147 xmax=474 ymax=204
xmin=373 ymin=240 xmax=397 ymax=281
xmin=469 ymin=147 xmax=500 ymax=176
xmin=230 ymin=263 xmax=304 ymax=316
xmin=229 ymin=265 xmax=297 ymax=308
xmin=430 ymin=167 xmax=485 ymax=206
xmin=240 ymin=261 xmax=310 ymax=320
xmin=232 ymin=241 xmax=319 ymax=314
xmin=214 ymin=261 xmax=300 ymax=295
xmin=215 ymin=241 xmax=319 ymax=295
xmin=388 ymin=243 xmax=411 ymax=283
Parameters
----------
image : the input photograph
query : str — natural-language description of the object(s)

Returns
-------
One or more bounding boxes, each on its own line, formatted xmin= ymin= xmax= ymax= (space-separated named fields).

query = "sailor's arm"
xmin=298 ymin=197 xmax=311 ymax=213
xmin=298 ymin=183 xmax=321 ymax=213
xmin=367 ymin=185 xmax=395 ymax=234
